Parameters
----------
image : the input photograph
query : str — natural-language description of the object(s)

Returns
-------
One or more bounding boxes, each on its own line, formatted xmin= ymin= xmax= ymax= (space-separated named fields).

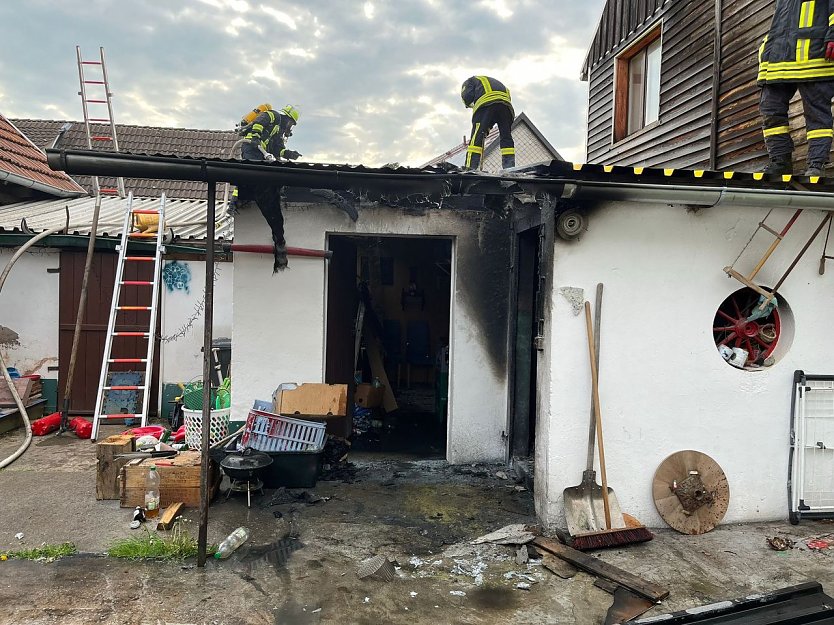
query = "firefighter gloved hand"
xmin=827 ymin=41 xmax=834 ymax=61
xmin=282 ymin=150 xmax=301 ymax=160
xmin=263 ymin=153 xmax=276 ymax=163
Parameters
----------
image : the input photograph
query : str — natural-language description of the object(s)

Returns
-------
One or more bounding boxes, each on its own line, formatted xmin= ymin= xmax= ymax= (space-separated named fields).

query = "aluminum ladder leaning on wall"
xmin=91 ymin=194 xmax=167 ymax=440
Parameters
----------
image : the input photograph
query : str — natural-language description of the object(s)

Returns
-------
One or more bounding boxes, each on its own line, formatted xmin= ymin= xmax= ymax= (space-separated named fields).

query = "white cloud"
xmin=363 ymin=2 xmax=375 ymax=19
xmin=261 ymin=5 xmax=297 ymax=30
xmin=479 ymin=0 xmax=513 ymax=19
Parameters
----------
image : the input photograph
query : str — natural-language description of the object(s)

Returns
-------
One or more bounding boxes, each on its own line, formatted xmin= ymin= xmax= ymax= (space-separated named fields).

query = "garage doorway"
xmin=325 ymin=235 xmax=452 ymax=458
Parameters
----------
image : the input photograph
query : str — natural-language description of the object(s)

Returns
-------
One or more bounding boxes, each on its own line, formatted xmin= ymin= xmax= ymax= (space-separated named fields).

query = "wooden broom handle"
xmin=585 ymin=301 xmax=611 ymax=529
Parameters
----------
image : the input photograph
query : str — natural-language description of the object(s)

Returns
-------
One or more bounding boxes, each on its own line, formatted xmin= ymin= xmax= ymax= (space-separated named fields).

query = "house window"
xmin=615 ymin=26 xmax=662 ymax=141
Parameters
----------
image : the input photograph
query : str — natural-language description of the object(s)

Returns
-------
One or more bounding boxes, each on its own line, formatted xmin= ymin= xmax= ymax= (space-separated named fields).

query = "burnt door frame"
xmin=58 ymin=249 xmax=161 ymax=416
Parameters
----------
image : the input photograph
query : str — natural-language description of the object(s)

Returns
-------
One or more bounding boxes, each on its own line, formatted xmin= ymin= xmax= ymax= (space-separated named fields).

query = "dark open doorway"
xmin=325 ymin=235 xmax=452 ymax=458
xmin=510 ymin=227 xmax=540 ymax=460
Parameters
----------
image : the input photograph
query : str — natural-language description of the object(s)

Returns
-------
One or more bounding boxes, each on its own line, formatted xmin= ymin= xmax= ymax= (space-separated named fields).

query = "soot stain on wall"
xmin=0 ymin=325 xmax=20 ymax=347
xmin=455 ymin=212 xmax=513 ymax=378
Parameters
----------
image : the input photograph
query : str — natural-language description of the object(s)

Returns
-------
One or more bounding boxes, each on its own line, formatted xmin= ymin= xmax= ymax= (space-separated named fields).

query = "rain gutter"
xmin=561 ymin=180 xmax=834 ymax=211
xmin=0 ymin=169 xmax=86 ymax=199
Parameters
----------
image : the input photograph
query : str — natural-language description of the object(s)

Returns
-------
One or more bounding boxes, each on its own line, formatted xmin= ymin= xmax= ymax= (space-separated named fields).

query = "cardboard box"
xmin=273 ymin=383 xmax=348 ymax=417
xmin=119 ymin=451 xmax=219 ymax=508
xmin=354 ymin=383 xmax=384 ymax=409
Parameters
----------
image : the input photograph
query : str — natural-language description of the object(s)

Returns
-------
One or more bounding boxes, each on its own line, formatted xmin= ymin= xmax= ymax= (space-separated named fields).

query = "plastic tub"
xmin=261 ymin=448 xmax=323 ymax=488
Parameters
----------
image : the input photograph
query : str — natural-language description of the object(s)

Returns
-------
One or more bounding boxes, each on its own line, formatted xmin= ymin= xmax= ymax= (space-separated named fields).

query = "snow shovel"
xmin=563 ymin=285 xmax=626 ymax=536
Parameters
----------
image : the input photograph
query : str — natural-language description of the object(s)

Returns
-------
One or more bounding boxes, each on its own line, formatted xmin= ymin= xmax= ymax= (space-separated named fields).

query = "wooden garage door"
xmin=58 ymin=250 xmax=160 ymax=416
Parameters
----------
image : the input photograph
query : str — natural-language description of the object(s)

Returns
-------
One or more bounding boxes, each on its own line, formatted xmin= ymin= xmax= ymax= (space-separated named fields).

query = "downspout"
xmin=709 ymin=0 xmax=722 ymax=171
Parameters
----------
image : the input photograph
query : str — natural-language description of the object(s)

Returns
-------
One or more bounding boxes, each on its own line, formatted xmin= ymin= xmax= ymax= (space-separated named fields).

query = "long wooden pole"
xmin=197 ymin=182 xmax=216 ymax=567
xmin=585 ymin=301 xmax=611 ymax=529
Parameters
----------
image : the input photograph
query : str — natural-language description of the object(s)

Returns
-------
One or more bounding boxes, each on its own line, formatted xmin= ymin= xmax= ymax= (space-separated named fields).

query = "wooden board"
xmin=0 ymin=378 xmax=33 ymax=407
xmin=119 ymin=451 xmax=219 ymax=508
xmin=96 ymin=434 xmax=135 ymax=500
xmin=533 ymin=537 xmax=669 ymax=603
xmin=275 ymin=383 xmax=348 ymax=416
xmin=157 ymin=502 xmax=184 ymax=530
xmin=365 ymin=338 xmax=398 ymax=413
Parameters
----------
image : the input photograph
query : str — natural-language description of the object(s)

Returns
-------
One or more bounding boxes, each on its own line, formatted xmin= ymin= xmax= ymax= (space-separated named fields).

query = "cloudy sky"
xmin=0 ymin=0 xmax=605 ymax=166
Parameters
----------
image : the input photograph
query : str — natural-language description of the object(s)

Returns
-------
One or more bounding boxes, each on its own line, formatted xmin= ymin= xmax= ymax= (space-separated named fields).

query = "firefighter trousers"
xmin=465 ymin=103 xmax=515 ymax=170
xmin=760 ymin=81 xmax=834 ymax=164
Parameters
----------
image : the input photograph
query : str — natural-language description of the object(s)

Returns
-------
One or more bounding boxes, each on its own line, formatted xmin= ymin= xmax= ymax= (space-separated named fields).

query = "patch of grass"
xmin=108 ymin=520 xmax=212 ymax=560
xmin=2 ymin=542 xmax=77 ymax=562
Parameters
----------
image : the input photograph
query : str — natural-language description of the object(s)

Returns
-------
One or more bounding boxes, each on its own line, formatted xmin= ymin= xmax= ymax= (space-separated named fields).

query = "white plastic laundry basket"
xmin=183 ymin=407 xmax=231 ymax=450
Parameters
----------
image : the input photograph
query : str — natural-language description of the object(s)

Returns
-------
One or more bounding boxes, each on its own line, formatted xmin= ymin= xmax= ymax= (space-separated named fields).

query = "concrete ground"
xmin=2 ymin=425 xmax=834 ymax=625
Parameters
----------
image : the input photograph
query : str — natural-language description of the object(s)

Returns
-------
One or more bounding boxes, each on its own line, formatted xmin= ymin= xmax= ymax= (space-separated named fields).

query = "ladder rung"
xmin=121 ymin=280 xmax=153 ymax=285
xmin=108 ymin=358 xmax=148 ymax=363
xmin=92 ymin=136 xmax=113 ymax=141
xmin=81 ymin=61 xmax=102 ymax=65
xmin=85 ymin=99 xmax=108 ymax=103
xmin=129 ymin=232 xmax=158 ymax=238
xmin=84 ymin=80 xmax=105 ymax=84
xmin=117 ymin=306 xmax=152 ymax=311
xmin=759 ymin=223 xmax=783 ymax=239
xmin=98 ymin=414 xmax=140 ymax=419
xmin=104 ymin=386 xmax=147 ymax=391
xmin=100 ymin=188 xmax=120 ymax=195
xmin=89 ymin=118 xmax=111 ymax=122
xmin=113 ymin=332 xmax=150 ymax=337
xmin=132 ymin=210 xmax=159 ymax=215
xmin=125 ymin=256 xmax=155 ymax=262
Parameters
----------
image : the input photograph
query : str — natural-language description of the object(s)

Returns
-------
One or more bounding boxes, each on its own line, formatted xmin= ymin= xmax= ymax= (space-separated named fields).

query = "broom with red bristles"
xmin=570 ymin=301 xmax=653 ymax=551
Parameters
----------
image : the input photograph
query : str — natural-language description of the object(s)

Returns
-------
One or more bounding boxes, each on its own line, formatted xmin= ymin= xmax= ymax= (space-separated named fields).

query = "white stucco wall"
xmin=159 ymin=260 xmax=234 ymax=385
xmin=0 ymin=247 xmax=59 ymax=377
xmin=538 ymin=200 xmax=832 ymax=528
xmin=231 ymin=202 xmax=510 ymax=463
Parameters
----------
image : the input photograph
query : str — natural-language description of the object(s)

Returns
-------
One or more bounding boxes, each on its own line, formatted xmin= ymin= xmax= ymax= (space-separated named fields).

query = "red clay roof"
xmin=12 ymin=118 xmax=238 ymax=199
xmin=0 ymin=115 xmax=86 ymax=196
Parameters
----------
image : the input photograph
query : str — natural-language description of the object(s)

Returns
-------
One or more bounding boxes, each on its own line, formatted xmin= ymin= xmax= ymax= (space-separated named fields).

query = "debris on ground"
xmin=767 ymin=536 xmax=795 ymax=551
xmin=472 ymin=524 xmax=537 ymax=546
xmin=515 ymin=544 xmax=529 ymax=564
xmin=516 ymin=582 xmax=532 ymax=590
xmin=806 ymin=538 xmax=833 ymax=551
xmin=451 ymin=558 xmax=488 ymax=585
xmin=496 ymin=471 xmax=509 ymax=480
xmin=319 ymin=437 xmax=358 ymax=483
xmin=357 ymin=555 xmax=397 ymax=581
xmin=262 ymin=487 xmax=330 ymax=507
xmin=14 ymin=533 xmax=24 ymax=541
xmin=541 ymin=553 xmax=577 ymax=578
xmin=449 ymin=590 xmax=466 ymax=597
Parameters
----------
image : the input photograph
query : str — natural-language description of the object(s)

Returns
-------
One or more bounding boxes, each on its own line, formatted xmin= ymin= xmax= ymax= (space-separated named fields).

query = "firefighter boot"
xmin=502 ymin=154 xmax=516 ymax=170
xmin=761 ymin=155 xmax=793 ymax=175
xmin=805 ymin=161 xmax=826 ymax=177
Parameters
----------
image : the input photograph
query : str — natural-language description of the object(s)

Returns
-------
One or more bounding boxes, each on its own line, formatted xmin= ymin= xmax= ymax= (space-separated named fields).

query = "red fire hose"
xmin=223 ymin=244 xmax=332 ymax=259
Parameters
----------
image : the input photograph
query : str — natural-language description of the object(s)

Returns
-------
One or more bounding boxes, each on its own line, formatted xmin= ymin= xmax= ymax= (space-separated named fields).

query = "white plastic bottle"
xmin=144 ymin=465 xmax=161 ymax=519
xmin=214 ymin=527 xmax=250 ymax=559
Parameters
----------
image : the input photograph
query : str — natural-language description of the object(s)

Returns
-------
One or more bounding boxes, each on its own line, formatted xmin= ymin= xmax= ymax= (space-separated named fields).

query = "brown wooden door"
xmin=59 ymin=250 xmax=160 ymax=416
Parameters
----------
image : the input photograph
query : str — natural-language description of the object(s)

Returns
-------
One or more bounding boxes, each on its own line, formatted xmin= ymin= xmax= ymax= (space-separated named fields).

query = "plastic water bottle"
xmin=214 ymin=527 xmax=250 ymax=559
xmin=144 ymin=465 xmax=160 ymax=519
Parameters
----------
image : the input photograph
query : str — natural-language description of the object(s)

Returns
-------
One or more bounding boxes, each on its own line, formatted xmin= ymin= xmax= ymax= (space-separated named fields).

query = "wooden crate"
xmin=119 ymin=451 xmax=219 ymax=508
xmin=96 ymin=435 xmax=135 ymax=500
xmin=0 ymin=378 xmax=33 ymax=407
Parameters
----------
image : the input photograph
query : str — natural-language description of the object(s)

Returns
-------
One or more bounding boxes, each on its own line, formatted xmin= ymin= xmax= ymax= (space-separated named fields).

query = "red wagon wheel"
xmin=713 ymin=288 xmax=780 ymax=365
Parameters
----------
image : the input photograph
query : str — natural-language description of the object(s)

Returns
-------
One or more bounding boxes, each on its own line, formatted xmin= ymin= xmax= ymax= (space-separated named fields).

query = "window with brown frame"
xmin=614 ymin=25 xmax=662 ymax=142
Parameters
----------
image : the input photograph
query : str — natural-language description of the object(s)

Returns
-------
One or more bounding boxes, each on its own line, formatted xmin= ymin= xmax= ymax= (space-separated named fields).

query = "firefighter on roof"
xmin=460 ymin=76 xmax=515 ymax=171
xmin=758 ymin=0 xmax=834 ymax=176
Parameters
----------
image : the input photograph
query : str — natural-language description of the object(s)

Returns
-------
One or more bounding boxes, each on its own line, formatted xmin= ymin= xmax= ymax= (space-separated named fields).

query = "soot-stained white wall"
xmin=537 ymin=201 xmax=832 ymax=528
xmin=0 ymin=248 xmax=59 ymax=377
xmin=231 ymin=201 xmax=511 ymax=463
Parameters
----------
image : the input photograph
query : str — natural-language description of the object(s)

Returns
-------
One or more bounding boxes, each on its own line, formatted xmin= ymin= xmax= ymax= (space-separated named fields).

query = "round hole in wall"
xmin=712 ymin=287 xmax=794 ymax=370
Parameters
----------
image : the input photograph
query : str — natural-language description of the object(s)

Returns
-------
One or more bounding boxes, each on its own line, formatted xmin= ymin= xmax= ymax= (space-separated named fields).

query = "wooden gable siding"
xmin=586 ymin=1 xmax=715 ymax=168
xmin=716 ymin=0 xmax=810 ymax=171
xmin=583 ymin=0 xmax=669 ymax=79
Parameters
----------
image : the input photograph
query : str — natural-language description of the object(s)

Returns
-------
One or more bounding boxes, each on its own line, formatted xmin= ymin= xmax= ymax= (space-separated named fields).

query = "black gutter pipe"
xmin=45 ymin=149 xmax=564 ymax=196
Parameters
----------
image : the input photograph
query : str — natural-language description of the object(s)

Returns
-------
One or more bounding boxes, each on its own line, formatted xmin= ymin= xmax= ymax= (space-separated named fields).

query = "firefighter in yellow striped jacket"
xmin=460 ymin=76 xmax=515 ymax=170
xmin=758 ymin=0 xmax=834 ymax=175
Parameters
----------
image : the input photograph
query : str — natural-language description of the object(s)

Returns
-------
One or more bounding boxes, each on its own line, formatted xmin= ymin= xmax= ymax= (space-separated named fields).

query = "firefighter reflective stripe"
xmin=759 ymin=35 xmax=768 ymax=62
xmin=796 ymin=39 xmax=811 ymax=62
xmin=764 ymin=125 xmax=791 ymax=136
xmin=472 ymin=76 xmax=511 ymax=113
xmin=800 ymin=1 xmax=815 ymax=27
xmin=807 ymin=128 xmax=834 ymax=138
xmin=500 ymin=147 xmax=515 ymax=155
xmin=466 ymin=145 xmax=484 ymax=154
xmin=830 ymin=12 xmax=834 ymax=25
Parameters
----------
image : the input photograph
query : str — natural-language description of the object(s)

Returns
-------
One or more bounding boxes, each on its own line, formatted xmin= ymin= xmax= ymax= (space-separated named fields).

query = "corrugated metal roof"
xmin=0 ymin=194 xmax=232 ymax=242
xmin=0 ymin=115 xmax=87 ymax=196
xmin=10 ymin=118 xmax=238 ymax=199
